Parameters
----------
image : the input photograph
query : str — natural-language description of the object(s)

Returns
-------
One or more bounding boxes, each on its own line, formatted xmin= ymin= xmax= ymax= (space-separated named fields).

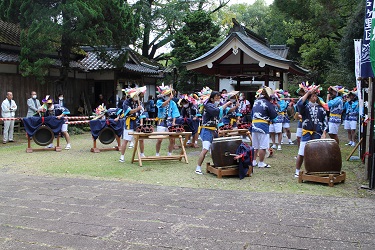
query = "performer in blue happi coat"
xmin=39 ymin=95 xmax=71 ymax=149
xmin=250 ymin=87 xmax=278 ymax=168
xmin=326 ymin=85 xmax=344 ymax=144
xmin=195 ymin=90 xmax=235 ymax=175
xmin=119 ymin=87 xmax=146 ymax=162
xmin=343 ymin=90 xmax=359 ymax=147
xmin=294 ymin=85 xmax=327 ymax=178
xmin=155 ymin=85 xmax=180 ymax=156
xmin=219 ymin=91 xmax=241 ymax=128
xmin=269 ymin=94 xmax=284 ymax=151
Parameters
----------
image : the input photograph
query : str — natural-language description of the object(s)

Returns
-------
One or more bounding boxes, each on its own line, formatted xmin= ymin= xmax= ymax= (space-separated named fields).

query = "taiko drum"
xmin=211 ymin=136 xmax=242 ymax=167
xmin=304 ymin=139 xmax=342 ymax=174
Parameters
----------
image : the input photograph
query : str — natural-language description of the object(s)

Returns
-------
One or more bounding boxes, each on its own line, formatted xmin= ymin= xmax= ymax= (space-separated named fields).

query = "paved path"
xmin=1 ymin=172 xmax=375 ymax=250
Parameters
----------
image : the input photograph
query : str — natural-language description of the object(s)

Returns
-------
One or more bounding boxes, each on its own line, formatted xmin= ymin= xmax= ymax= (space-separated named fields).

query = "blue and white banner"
xmin=355 ymin=39 xmax=363 ymax=116
xmin=361 ymin=0 xmax=374 ymax=78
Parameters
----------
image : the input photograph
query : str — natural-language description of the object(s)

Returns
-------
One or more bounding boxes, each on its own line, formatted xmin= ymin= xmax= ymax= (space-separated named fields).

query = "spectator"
xmin=1 ymin=92 xmax=18 ymax=143
xmin=26 ymin=91 xmax=41 ymax=117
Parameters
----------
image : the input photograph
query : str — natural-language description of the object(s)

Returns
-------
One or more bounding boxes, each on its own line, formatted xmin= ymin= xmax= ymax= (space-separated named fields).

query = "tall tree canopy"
xmin=171 ymin=10 xmax=221 ymax=92
xmin=131 ymin=0 xmax=229 ymax=62
xmin=273 ymin=0 xmax=363 ymax=86
xmin=0 ymin=0 xmax=140 ymax=83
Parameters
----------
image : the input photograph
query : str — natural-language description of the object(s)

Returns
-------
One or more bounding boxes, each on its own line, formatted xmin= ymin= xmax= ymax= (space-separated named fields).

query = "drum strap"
xmin=230 ymin=118 xmax=237 ymax=125
xmin=252 ymin=119 xmax=269 ymax=124
xmin=278 ymin=112 xmax=286 ymax=115
xmin=330 ymin=113 xmax=341 ymax=117
xmin=125 ymin=116 xmax=136 ymax=129
xmin=302 ymin=129 xmax=315 ymax=135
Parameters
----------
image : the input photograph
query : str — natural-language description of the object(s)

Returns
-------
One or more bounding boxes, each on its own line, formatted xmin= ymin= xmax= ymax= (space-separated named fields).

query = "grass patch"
xmin=1 ymin=123 xmax=373 ymax=198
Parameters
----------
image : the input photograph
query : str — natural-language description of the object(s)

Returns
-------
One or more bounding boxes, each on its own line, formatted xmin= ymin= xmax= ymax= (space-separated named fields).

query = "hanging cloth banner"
xmin=361 ymin=0 xmax=374 ymax=78
xmin=355 ymin=39 xmax=363 ymax=116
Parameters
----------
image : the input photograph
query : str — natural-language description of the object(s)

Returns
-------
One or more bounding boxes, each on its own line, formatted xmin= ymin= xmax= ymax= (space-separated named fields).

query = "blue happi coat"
xmin=122 ymin=98 xmax=142 ymax=130
xmin=250 ymin=97 xmax=278 ymax=134
xmin=328 ymin=96 xmax=343 ymax=123
xmin=346 ymin=100 xmax=359 ymax=121
xmin=297 ymin=99 xmax=327 ymax=142
xmin=156 ymin=98 xmax=180 ymax=127
xmin=220 ymin=103 xmax=241 ymax=127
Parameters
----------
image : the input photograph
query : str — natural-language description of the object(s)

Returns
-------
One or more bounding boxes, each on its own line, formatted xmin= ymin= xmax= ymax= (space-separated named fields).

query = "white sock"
xmin=167 ymin=152 xmax=172 ymax=156
xmin=187 ymin=140 xmax=191 ymax=144
xmin=196 ymin=166 xmax=201 ymax=172
xmin=258 ymin=161 xmax=264 ymax=167
xmin=252 ymin=160 xmax=257 ymax=166
xmin=295 ymin=169 xmax=300 ymax=175
xmin=140 ymin=153 xmax=145 ymax=157
xmin=66 ymin=143 xmax=71 ymax=147
xmin=288 ymin=139 xmax=292 ymax=143
xmin=195 ymin=141 xmax=198 ymax=144
xmin=120 ymin=155 xmax=124 ymax=160
xmin=156 ymin=153 xmax=160 ymax=156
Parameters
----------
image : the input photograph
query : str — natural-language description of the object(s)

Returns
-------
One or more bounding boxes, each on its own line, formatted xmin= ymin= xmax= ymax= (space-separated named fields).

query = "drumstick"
xmin=346 ymin=138 xmax=363 ymax=161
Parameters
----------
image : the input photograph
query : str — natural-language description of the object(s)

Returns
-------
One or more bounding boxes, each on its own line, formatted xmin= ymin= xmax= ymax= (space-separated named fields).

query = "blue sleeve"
xmin=156 ymin=99 xmax=164 ymax=108
xmin=122 ymin=100 xmax=131 ymax=116
xmin=328 ymin=97 xmax=341 ymax=108
xmin=205 ymin=103 xmax=220 ymax=117
xmin=170 ymin=101 xmax=180 ymax=118
xmin=297 ymin=99 xmax=306 ymax=115
xmin=279 ymin=100 xmax=287 ymax=111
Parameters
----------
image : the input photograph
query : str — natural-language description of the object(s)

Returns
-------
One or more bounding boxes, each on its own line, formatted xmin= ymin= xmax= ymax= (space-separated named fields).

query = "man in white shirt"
xmin=1 ymin=92 xmax=18 ymax=143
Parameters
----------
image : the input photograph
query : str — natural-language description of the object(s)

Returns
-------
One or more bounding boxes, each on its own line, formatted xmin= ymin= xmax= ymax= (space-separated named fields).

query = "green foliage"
xmin=171 ymin=10 xmax=221 ymax=92
xmin=0 ymin=0 xmax=140 ymax=84
xmin=273 ymin=0 xmax=363 ymax=85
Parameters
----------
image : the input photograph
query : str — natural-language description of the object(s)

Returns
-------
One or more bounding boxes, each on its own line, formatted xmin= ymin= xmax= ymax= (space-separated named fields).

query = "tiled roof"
xmin=0 ymin=20 xmax=20 ymax=46
xmin=270 ymin=45 xmax=289 ymax=59
xmin=77 ymin=51 xmax=162 ymax=74
xmin=236 ymin=32 xmax=289 ymax=62
xmin=185 ymin=32 xmax=290 ymax=64
xmin=0 ymin=51 xmax=19 ymax=62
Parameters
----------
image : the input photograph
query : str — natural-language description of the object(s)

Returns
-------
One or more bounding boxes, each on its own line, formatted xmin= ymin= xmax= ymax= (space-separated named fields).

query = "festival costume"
xmin=219 ymin=102 xmax=241 ymax=128
xmin=122 ymin=98 xmax=144 ymax=141
xmin=179 ymin=103 xmax=200 ymax=136
xmin=156 ymin=98 xmax=180 ymax=131
xmin=200 ymin=102 xmax=225 ymax=150
xmin=297 ymin=99 xmax=327 ymax=156
xmin=250 ymin=97 xmax=278 ymax=149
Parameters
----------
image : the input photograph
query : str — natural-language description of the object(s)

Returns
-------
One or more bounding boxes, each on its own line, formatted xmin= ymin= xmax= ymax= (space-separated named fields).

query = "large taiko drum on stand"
xmin=33 ymin=126 xmax=54 ymax=146
xmin=211 ymin=136 xmax=242 ymax=167
xmin=98 ymin=127 xmax=116 ymax=144
xmin=304 ymin=139 xmax=342 ymax=175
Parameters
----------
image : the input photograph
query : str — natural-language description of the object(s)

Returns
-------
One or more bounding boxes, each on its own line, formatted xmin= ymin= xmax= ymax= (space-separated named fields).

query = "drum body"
xmin=33 ymin=126 xmax=54 ymax=146
xmin=211 ymin=136 xmax=242 ymax=167
xmin=304 ymin=139 xmax=342 ymax=174
xmin=98 ymin=127 xmax=116 ymax=144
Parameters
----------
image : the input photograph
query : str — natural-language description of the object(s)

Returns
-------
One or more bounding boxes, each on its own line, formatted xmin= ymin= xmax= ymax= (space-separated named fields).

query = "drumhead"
xmin=98 ymin=127 xmax=116 ymax=145
xmin=306 ymin=138 xmax=336 ymax=144
xmin=33 ymin=126 xmax=54 ymax=146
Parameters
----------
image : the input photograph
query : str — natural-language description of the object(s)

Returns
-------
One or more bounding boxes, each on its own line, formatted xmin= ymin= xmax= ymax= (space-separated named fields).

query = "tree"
xmin=273 ymin=0 xmax=362 ymax=85
xmin=0 ymin=0 xmax=140 ymax=84
xmin=131 ymin=0 xmax=229 ymax=62
xmin=171 ymin=10 xmax=221 ymax=92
